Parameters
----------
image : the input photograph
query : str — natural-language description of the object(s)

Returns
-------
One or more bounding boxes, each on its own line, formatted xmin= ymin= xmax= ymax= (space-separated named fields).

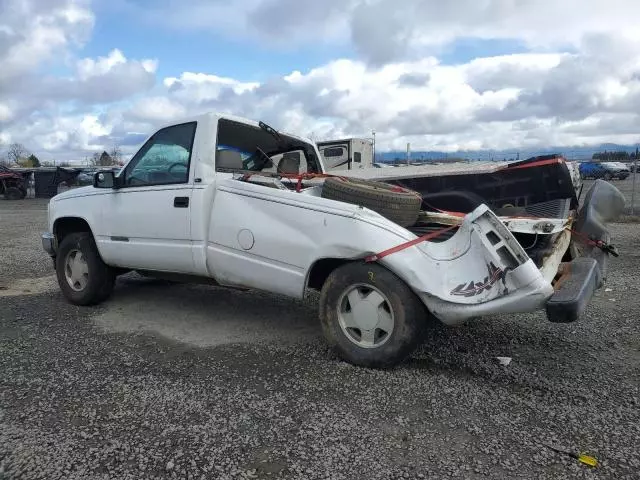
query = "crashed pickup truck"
xmin=42 ymin=112 xmax=625 ymax=368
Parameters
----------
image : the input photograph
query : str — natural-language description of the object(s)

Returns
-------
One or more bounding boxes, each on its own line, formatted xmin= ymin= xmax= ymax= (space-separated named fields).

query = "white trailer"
xmin=317 ymin=138 xmax=374 ymax=170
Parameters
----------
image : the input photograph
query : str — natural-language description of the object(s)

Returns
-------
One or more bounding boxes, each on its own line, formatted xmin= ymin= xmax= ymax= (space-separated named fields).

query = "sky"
xmin=3 ymin=0 xmax=640 ymax=162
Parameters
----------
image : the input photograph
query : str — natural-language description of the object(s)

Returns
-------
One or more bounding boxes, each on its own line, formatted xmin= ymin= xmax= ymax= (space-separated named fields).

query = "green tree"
xmin=27 ymin=154 xmax=40 ymax=167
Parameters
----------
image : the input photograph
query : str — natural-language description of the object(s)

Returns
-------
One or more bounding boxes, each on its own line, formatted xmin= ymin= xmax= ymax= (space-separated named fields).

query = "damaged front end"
xmin=395 ymin=179 xmax=625 ymax=326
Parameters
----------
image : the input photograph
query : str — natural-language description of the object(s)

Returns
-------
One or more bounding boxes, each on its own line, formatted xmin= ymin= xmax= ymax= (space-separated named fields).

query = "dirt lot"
xmin=1 ymin=191 xmax=639 ymax=479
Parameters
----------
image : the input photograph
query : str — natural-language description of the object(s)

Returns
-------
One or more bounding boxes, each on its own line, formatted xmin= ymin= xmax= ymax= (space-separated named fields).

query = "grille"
xmin=524 ymin=198 xmax=571 ymax=219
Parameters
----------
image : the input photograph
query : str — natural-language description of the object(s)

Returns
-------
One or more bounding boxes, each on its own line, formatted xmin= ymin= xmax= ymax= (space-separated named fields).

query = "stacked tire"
xmin=321 ymin=177 xmax=422 ymax=228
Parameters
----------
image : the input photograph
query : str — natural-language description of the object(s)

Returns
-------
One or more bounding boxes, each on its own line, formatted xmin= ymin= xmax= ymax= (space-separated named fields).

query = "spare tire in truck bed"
xmin=321 ymin=177 xmax=422 ymax=227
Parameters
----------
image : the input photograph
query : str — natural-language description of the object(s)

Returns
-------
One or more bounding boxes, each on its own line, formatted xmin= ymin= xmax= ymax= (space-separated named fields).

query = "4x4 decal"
xmin=450 ymin=262 xmax=504 ymax=297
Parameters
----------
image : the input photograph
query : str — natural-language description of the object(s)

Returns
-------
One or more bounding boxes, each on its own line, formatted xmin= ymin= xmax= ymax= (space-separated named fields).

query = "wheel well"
xmin=54 ymin=217 xmax=92 ymax=244
xmin=307 ymin=258 xmax=352 ymax=291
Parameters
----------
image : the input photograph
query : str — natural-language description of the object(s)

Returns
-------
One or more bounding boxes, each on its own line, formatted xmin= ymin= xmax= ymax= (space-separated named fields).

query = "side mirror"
xmin=94 ymin=170 xmax=118 ymax=189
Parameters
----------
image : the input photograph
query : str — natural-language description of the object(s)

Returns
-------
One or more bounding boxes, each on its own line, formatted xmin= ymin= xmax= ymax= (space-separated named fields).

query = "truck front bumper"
xmin=41 ymin=232 xmax=56 ymax=256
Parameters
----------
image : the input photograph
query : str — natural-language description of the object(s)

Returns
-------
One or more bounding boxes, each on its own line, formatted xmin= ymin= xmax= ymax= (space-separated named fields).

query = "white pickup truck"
xmin=42 ymin=112 xmax=625 ymax=368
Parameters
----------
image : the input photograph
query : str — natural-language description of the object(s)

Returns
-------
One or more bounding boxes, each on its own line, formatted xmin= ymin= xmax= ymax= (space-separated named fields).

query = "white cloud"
xmin=77 ymin=48 xmax=126 ymax=79
xmin=128 ymin=97 xmax=187 ymax=123
xmin=0 ymin=0 xmax=94 ymax=88
xmin=110 ymin=49 xmax=640 ymax=154
xmin=0 ymin=103 xmax=13 ymax=122
xmin=4 ymin=0 xmax=640 ymax=163
xmin=140 ymin=0 xmax=640 ymax=64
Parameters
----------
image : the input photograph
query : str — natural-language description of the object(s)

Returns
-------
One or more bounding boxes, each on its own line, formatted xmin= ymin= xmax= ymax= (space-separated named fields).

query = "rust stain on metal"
xmin=552 ymin=263 xmax=572 ymax=291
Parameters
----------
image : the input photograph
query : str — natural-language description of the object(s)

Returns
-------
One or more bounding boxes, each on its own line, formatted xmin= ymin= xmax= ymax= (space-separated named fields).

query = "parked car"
xmin=41 ymin=112 xmax=625 ymax=368
xmin=579 ymin=161 xmax=630 ymax=180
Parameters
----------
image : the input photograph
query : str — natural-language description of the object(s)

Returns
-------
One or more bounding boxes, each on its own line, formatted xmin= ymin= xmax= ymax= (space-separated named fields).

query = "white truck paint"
xmin=317 ymin=137 xmax=374 ymax=170
xmin=41 ymin=112 xmax=606 ymax=367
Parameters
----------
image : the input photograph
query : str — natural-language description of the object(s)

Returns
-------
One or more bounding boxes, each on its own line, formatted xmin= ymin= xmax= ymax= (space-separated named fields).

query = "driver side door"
xmin=97 ymin=122 xmax=197 ymax=273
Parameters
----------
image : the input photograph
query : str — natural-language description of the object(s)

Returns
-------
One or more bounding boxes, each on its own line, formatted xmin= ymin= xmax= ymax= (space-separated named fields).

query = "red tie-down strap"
xmin=365 ymin=225 xmax=458 ymax=263
xmin=241 ymin=171 xmax=346 ymax=192
xmin=363 ymin=218 xmax=620 ymax=262
xmin=280 ymin=172 xmax=344 ymax=192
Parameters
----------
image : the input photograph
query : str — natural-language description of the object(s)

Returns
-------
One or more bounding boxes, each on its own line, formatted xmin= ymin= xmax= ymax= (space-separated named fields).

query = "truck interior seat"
xmin=217 ymin=149 xmax=244 ymax=170
xmin=277 ymin=152 xmax=301 ymax=174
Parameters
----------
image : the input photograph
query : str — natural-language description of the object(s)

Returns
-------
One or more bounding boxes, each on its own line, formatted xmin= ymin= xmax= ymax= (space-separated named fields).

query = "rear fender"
xmin=379 ymin=205 xmax=547 ymax=305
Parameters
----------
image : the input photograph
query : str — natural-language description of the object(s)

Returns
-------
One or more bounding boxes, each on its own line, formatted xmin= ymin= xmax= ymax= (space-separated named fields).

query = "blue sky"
xmin=87 ymin=3 xmax=355 ymax=82
xmin=2 ymin=0 xmax=640 ymax=162
xmin=86 ymin=1 xmax=528 ymax=81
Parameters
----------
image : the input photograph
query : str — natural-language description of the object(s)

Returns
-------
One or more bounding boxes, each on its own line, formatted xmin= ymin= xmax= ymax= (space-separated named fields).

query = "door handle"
xmin=174 ymin=196 xmax=189 ymax=208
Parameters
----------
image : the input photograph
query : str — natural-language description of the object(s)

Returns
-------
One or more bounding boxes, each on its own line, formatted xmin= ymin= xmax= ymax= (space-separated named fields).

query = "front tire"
xmin=319 ymin=262 xmax=427 ymax=368
xmin=55 ymin=232 xmax=116 ymax=306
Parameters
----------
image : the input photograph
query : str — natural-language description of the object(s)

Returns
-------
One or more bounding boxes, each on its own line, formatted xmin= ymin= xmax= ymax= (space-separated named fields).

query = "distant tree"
xmin=7 ymin=143 xmax=28 ymax=164
xmin=593 ymin=150 xmax=631 ymax=162
xmin=91 ymin=150 xmax=117 ymax=166
xmin=26 ymin=154 xmax=41 ymax=167
xmin=109 ymin=144 xmax=123 ymax=165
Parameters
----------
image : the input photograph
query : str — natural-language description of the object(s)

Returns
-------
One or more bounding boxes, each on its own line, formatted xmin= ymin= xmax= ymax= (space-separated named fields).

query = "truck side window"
xmin=124 ymin=122 xmax=197 ymax=186
xmin=354 ymin=152 xmax=361 ymax=163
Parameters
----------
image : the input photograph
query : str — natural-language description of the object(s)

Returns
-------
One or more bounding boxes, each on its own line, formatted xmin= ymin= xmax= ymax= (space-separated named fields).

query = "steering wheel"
xmin=167 ymin=162 xmax=187 ymax=174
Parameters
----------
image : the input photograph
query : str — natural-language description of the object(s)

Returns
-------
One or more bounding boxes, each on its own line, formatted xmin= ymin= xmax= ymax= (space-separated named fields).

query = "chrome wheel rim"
xmin=64 ymin=249 xmax=89 ymax=292
xmin=337 ymin=283 xmax=395 ymax=349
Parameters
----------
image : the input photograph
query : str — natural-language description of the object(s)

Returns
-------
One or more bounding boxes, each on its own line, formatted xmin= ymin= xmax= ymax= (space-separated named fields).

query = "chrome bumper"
xmin=41 ymin=232 xmax=56 ymax=256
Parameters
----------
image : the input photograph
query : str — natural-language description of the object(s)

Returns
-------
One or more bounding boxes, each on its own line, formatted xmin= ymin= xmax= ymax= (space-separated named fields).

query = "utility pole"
xmin=632 ymin=145 xmax=638 ymax=215
xmin=372 ymin=130 xmax=376 ymax=163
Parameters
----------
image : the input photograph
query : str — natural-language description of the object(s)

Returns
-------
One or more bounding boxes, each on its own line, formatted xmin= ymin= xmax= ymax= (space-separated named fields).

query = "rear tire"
xmin=319 ymin=262 xmax=427 ymax=368
xmin=55 ymin=232 xmax=116 ymax=306
xmin=4 ymin=187 xmax=22 ymax=200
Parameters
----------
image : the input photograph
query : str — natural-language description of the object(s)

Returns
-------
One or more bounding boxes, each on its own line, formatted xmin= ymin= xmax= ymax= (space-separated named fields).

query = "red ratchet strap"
xmin=240 ymin=171 xmax=340 ymax=191
xmin=365 ymin=225 xmax=458 ymax=263
xmin=277 ymin=172 xmax=346 ymax=192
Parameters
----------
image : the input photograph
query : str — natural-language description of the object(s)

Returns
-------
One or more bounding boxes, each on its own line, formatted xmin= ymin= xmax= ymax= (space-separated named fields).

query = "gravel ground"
xmin=0 ymin=199 xmax=51 ymax=283
xmin=0 ymin=198 xmax=639 ymax=480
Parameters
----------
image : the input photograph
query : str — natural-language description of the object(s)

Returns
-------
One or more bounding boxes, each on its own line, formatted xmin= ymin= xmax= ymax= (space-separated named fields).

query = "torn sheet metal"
xmin=417 ymin=210 xmax=570 ymax=235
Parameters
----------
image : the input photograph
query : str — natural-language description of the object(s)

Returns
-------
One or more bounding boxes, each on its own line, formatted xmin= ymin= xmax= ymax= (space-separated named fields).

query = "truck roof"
xmin=162 ymin=111 xmax=316 ymax=147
